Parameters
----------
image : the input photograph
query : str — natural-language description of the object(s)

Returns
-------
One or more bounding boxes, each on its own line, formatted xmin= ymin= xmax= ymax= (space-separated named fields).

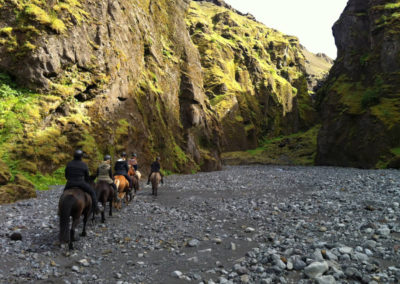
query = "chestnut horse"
xmin=113 ymin=175 xmax=131 ymax=209
xmin=94 ymin=181 xmax=114 ymax=223
xmin=58 ymin=188 xmax=92 ymax=250
xmin=150 ymin=172 xmax=162 ymax=196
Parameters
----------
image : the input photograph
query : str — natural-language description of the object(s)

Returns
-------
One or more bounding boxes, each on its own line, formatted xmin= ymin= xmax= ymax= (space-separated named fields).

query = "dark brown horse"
xmin=58 ymin=188 xmax=92 ymax=250
xmin=94 ymin=181 xmax=114 ymax=223
xmin=128 ymin=165 xmax=140 ymax=195
xmin=150 ymin=172 xmax=162 ymax=196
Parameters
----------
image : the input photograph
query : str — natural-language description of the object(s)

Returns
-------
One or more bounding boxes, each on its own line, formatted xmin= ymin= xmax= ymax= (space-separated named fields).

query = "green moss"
xmin=0 ymin=72 xmax=95 ymax=189
xmin=223 ymin=124 xmax=321 ymax=166
xmin=371 ymin=98 xmax=400 ymax=129
xmin=0 ymin=0 xmax=89 ymax=54
xmin=187 ymin=0 xmax=310 ymax=141
xmin=390 ymin=147 xmax=400 ymax=156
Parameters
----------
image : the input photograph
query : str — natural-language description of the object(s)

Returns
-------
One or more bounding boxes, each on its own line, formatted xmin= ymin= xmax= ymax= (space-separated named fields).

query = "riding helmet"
xmin=156 ymin=156 xmax=161 ymax=161
xmin=133 ymin=153 xmax=137 ymax=157
xmin=121 ymin=152 xmax=127 ymax=157
xmin=104 ymin=155 xmax=111 ymax=161
xmin=74 ymin=149 xmax=83 ymax=160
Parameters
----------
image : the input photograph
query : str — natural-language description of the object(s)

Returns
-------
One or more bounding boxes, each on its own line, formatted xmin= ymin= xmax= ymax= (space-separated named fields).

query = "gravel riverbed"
xmin=0 ymin=165 xmax=400 ymax=284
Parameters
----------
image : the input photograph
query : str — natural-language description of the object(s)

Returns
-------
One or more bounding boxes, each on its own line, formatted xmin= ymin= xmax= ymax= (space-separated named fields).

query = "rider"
xmin=114 ymin=152 xmax=133 ymax=189
xmin=96 ymin=155 xmax=118 ymax=199
xmin=64 ymin=149 xmax=101 ymax=214
xmin=147 ymin=156 xmax=164 ymax=185
xmin=128 ymin=153 xmax=138 ymax=171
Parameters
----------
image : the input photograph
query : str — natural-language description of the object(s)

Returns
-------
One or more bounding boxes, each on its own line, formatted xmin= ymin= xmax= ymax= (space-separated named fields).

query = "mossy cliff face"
xmin=316 ymin=0 xmax=400 ymax=168
xmin=0 ymin=0 xmax=329 ymax=197
xmin=0 ymin=159 xmax=36 ymax=204
xmin=0 ymin=0 xmax=222 ymax=178
xmin=187 ymin=1 xmax=318 ymax=151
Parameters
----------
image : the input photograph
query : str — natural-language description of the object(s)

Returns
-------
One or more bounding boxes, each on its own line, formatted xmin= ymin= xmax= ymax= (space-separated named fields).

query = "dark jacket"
xmin=65 ymin=159 xmax=90 ymax=182
xmin=150 ymin=161 xmax=161 ymax=173
xmin=114 ymin=159 xmax=129 ymax=175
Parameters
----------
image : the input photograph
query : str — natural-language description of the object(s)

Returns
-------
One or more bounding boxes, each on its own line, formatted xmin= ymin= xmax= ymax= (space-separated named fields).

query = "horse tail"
xmin=59 ymin=194 xmax=75 ymax=243
xmin=115 ymin=179 xmax=120 ymax=191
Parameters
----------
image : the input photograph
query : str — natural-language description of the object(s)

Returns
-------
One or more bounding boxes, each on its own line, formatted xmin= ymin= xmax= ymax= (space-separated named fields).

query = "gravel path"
xmin=0 ymin=165 xmax=400 ymax=284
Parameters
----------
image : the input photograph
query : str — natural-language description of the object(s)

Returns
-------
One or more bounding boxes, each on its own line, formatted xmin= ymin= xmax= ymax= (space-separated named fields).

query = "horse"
xmin=94 ymin=181 xmax=114 ymax=223
xmin=113 ymin=175 xmax=131 ymax=209
xmin=128 ymin=165 xmax=140 ymax=195
xmin=150 ymin=172 xmax=162 ymax=196
xmin=58 ymin=188 xmax=92 ymax=250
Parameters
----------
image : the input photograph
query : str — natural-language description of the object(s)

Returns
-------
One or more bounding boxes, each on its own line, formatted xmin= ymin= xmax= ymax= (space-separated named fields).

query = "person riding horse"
xmin=96 ymin=155 xmax=118 ymax=199
xmin=64 ymin=149 xmax=101 ymax=214
xmin=147 ymin=156 xmax=164 ymax=185
xmin=128 ymin=153 xmax=138 ymax=171
xmin=114 ymin=152 xmax=133 ymax=189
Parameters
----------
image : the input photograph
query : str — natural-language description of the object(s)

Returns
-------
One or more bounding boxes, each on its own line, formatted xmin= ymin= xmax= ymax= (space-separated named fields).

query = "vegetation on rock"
xmin=223 ymin=125 xmax=320 ymax=166
xmin=317 ymin=0 xmax=400 ymax=168
xmin=0 ymin=0 xmax=332 ymax=203
xmin=186 ymin=1 xmax=318 ymax=151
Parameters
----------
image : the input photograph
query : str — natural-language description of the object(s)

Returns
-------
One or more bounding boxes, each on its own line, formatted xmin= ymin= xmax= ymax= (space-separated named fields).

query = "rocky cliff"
xmin=0 ymin=0 xmax=222 ymax=182
xmin=316 ymin=0 xmax=400 ymax=168
xmin=187 ymin=1 xmax=319 ymax=151
xmin=0 ymin=0 xmax=329 ymax=201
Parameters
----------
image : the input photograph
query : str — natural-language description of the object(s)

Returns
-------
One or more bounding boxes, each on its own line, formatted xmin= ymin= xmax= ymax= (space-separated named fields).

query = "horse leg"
xmin=109 ymin=199 xmax=113 ymax=216
xmin=101 ymin=207 xmax=105 ymax=223
xmin=155 ymin=185 xmax=158 ymax=196
xmin=81 ymin=212 xmax=89 ymax=237
xmin=69 ymin=228 xmax=74 ymax=250
xmin=69 ymin=217 xmax=78 ymax=250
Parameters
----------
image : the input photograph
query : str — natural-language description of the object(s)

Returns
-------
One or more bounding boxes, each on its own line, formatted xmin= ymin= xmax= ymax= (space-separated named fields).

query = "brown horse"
xmin=128 ymin=165 xmax=140 ymax=194
xmin=94 ymin=181 xmax=114 ymax=223
xmin=150 ymin=172 xmax=162 ymax=196
xmin=58 ymin=188 xmax=92 ymax=250
xmin=113 ymin=175 xmax=130 ymax=209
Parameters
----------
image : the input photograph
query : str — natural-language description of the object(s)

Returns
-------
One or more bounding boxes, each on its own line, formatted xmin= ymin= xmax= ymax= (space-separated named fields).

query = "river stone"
xmin=245 ymin=227 xmax=255 ymax=233
xmin=338 ymin=246 xmax=353 ymax=254
xmin=10 ymin=232 xmax=22 ymax=241
xmin=171 ymin=271 xmax=183 ymax=278
xmin=304 ymin=261 xmax=329 ymax=279
xmin=240 ymin=274 xmax=250 ymax=283
xmin=353 ymin=252 xmax=369 ymax=262
xmin=293 ymin=259 xmax=307 ymax=270
xmin=316 ymin=275 xmax=336 ymax=284
xmin=188 ymin=239 xmax=200 ymax=247
xmin=377 ymin=227 xmax=391 ymax=236
xmin=324 ymin=250 xmax=338 ymax=261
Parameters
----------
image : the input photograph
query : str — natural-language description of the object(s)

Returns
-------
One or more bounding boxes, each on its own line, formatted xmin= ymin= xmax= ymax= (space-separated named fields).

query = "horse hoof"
xmin=81 ymin=232 xmax=87 ymax=237
xmin=69 ymin=244 xmax=73 ymax=250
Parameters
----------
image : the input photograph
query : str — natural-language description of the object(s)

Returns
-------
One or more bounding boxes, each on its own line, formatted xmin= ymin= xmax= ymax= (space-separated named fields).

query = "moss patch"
xmin=223 ymin=125 xmax=320 ymax=166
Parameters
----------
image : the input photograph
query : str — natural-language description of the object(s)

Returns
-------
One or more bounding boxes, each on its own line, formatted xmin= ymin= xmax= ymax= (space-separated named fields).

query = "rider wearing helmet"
xmin=114 ymin=152 xmax=133 ymax=189
xmin=128 ymin=153 xmax=138 ymax=171
xmin=147 ymin=156 xmax=164 ymax=185
xmin=96 ymin=155 xmax=118 ymax=199
xmin=64 ymin=149 xmax=101 ymax=214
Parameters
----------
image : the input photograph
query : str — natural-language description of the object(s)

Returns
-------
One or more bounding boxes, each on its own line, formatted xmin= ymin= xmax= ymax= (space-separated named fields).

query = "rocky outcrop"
xmin=316 ymin=0 xmax=400 ymax=168
xmin=300 ymin=45 xmax=333 ymax=91
xmin=187 ymin=1 xmax=318 ymax=151
xmin=0 ymin=0 xmax=222 ymax=174
xmin=0 ymin=160 xmax=36 ymax=204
